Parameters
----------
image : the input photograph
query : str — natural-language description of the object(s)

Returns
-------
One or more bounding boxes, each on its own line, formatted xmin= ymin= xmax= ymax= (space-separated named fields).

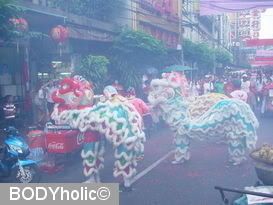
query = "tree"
xmin=111 ymin=29 xmax=167 ymax=90
xmin=75 ymin=55 xmax=109 ymax=93
xmin=215 ymin=47 xmax=233 ymax=66
xmin=112 ymin=29 xmax=167 ymax=67
xmin=0 ymin=0 xmax=20 ymax=41
xmin=183 ymin=39 xmax=198 ymax=64
xmin=195 ymin=43 xmax=215 ymax=71
xmin=182 ymin=39 xmax=216 ymax=73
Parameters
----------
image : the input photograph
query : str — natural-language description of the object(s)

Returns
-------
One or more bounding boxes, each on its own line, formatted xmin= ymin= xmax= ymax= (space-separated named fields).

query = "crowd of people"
xmin=2 ymin=69 xmax=273 ymax=130
xmin=188 ymin=70 xmax=273 ymax=114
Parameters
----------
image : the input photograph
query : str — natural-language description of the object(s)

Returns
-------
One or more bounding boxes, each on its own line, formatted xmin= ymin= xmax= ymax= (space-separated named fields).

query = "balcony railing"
xmin=23 ymin=0 xmax=120 ymax=22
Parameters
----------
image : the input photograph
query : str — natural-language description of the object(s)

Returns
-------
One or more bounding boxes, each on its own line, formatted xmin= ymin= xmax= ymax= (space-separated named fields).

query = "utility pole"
xmin=212 ymin=17 xmax=216 ymax=74
xmin=177 ymin=0 xmax=184 ymax=66
xmin=131 ymin=0 xmax=137 ymax=30
xmin=235 ymin=12 xmax=240 ymax=66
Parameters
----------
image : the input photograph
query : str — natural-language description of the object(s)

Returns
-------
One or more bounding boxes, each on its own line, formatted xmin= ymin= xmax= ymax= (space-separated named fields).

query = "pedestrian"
xmin=256 ymin=73 xmax=264 ymax=105
xmin=46 ymin=82 xmax=58 ymax=115
xmin=230 ymin=80 xmax=248 ymax=102
xmin=203 ymin=75 xmax=214 ymax=94
xmin=261 ymin=77 xmax=273 ymax=115
xmin=2 ymin=95 xmax=16 ymax=128
xmin=224 ymin=77 xmax=234 ymax=97
xmin=197 ymin=79 xmax=204 ymax=95
xmin=214 ymin=77 xmax=225 ymax=94
xmin=190 ymin=80 xmax=199 ymax=97
xmin=112 ymin=80 xmax=125 ymax=96
xmin=36 ymin=86 xmax=50 ymax=127
xmin=126 ymin=87 xmax=149 ymax=117
xmin=241 ymin=74 xmax=251 ymax=94
xmin=103 ymin=85 xmax=127 ymax=102
xmin=143 ymin=79 xmax=151 ymax=102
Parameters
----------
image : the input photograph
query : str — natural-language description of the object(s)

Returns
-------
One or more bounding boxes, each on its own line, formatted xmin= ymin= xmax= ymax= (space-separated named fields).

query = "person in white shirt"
xmin=203 ymin=76 xmax=214 ymax=94
xmin=256 ymin=73 xmax=265 ymax=107
xmin=241 ymin=74 xmax=250 ymax=93
xmin=190 ymin=81 xmax=199 ymax=97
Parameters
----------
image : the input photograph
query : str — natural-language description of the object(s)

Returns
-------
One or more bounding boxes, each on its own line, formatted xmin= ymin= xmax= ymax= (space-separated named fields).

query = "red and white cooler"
xmin=45 ymin=124 xmax=85 ymax=154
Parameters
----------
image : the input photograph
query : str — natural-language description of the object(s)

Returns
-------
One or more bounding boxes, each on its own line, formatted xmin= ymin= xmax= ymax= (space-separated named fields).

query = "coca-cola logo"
xmin=48 ymin=142 xmax=64 ymax=150
xmin=77 ymin=133 xmax=85 ymax=145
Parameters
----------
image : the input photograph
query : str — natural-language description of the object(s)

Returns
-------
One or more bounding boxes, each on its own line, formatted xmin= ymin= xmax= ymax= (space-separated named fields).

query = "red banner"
xmin=245 ymin=39 xmax=273 ymax=47
xmin=255 ymin=57 xmax=273 ymax=61
xmin=250 ymin=60 xmax=273 ymax=66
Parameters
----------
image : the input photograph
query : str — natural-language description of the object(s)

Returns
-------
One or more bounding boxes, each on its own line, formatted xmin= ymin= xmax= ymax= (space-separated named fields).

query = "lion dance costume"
xmin=148 ymin=73 xmax=258 ymax=165
xmin=51 ymin=76 xmax=145 ymax=188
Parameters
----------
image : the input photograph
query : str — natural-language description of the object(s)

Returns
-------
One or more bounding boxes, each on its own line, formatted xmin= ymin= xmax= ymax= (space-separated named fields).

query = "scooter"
xmin=0 ymin=127 xmax=40 ymax=183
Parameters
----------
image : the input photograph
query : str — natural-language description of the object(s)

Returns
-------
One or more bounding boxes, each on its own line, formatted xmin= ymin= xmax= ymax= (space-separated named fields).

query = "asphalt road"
xmin=41 ymin=117 xmax=273 ymax=205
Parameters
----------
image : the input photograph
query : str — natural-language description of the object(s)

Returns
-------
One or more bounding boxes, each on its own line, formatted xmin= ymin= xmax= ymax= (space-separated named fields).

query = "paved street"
xmin=41 ymin=116 xmax=273 ymax=205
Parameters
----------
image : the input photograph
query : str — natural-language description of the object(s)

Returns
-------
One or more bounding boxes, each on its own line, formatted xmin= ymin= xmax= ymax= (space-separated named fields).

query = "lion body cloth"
xmin=51 ymin=76 xmax=145 ymax=187
xmin=148 ymin=74 xmax=258 ymax=165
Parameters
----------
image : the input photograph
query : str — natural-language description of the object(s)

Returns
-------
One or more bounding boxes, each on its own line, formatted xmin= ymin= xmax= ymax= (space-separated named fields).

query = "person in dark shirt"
xmin=214 ymin=77 xmax=225 ymax=94
xmin=0 ymin=95 xmax=16 ymax=158
xmin=3 ymin=95 xmax=16 ymax=128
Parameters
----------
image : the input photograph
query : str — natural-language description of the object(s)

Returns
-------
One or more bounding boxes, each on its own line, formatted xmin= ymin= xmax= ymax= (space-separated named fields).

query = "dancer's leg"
xmin=114 ymin=143 xmax=136 ymax=189
xmin=172 ymin=134 xmax=190 ymax=164
xmin=228 ymin=137 xmax=246 ymax=165
xmin=82 ymin=139 xmax=105 ymax=183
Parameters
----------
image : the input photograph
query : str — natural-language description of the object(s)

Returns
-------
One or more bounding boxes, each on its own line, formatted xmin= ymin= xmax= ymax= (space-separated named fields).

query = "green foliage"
xmin=183 ymin=39 xmax=233 ymax=72
xmin=0 ymin=0 xmax=46 ymax=42
xmin=215 ymin=48 xmax=233 ymax=66
xmin=183 ymin=39 xmax=215 ymax=70
xmin=0 ymin=0 xmax=20 ymax=41
xmin=112 ymin=29 xmax=167 ymax=67
xmin=49 ymin=0 xmax=122 ymax=21
xmin=195 ymin=42 xmax=215 ymax=70
xmin=76 ymin=55 xmax=110 ymax=92
xmin=111 ymin=60 xmax=142 ymax=90
xmin=183 ymin=39 xmax=198 ymax=63
xmin=111 ymin=29 xmax=167 ymax=90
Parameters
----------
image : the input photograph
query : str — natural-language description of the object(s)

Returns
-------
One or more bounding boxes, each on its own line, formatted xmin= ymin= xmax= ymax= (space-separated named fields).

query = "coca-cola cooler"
xmin=45 ymin=124 xmax=85 ymax=154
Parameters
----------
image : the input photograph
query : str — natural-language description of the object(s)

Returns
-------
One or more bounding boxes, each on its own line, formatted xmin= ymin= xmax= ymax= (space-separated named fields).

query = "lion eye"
xmin=62 ymin=84 xmax=68 ymax=90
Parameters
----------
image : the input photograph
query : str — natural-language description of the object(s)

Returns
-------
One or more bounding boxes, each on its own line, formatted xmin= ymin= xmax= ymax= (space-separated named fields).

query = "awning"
xmin=200 ymin=0 xmax=273 ymax=16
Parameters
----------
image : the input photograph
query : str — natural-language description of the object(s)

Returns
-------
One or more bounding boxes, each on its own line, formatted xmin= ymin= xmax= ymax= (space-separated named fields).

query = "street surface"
xmin=41 ymin=117 xmax=273 ymax=205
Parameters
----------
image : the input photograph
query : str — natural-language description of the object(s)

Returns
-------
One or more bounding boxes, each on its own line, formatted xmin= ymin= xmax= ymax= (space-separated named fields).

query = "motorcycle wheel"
xmin=13 ymin=165 xmax=41 ymax=183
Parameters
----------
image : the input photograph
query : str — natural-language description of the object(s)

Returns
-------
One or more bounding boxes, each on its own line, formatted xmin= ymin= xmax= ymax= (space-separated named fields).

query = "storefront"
xmin=0 ymin=40 xmax=32 ymax=125
xmin=0 ymin=46 xmax=24 ymax=99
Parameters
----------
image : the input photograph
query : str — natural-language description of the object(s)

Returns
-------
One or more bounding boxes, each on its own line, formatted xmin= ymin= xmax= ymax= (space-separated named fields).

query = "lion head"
xmin=52 ymin=75 xmax=94 ymax=110
xmin=148 ymin=75 xmax=181 ymax=107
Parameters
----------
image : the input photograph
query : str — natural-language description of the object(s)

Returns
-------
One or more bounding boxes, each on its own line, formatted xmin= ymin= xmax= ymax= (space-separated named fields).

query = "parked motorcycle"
xmin=0 ymin=127 xmax=40 ymax=183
